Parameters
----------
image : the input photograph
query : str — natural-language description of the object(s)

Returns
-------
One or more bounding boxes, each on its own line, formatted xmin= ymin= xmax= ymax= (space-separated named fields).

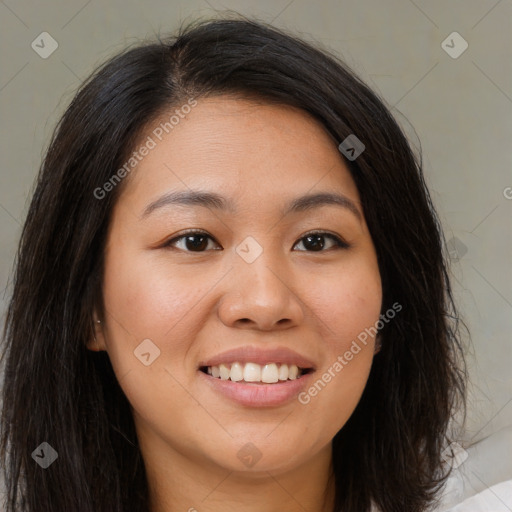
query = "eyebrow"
xmin=141 ymin=190 xmax=361 ymax=220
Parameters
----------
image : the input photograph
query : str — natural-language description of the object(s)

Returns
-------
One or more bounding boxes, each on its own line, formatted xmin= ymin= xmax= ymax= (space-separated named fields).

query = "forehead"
xmin=118 ymin=96 xmax=360 ymax=211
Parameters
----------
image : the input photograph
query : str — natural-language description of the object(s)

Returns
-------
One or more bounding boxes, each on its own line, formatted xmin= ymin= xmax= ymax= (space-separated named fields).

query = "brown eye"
xmin=293 ymin=232 xmax=349 ymax=252
xmin=164 ymin=231 xmax=221 ymax=252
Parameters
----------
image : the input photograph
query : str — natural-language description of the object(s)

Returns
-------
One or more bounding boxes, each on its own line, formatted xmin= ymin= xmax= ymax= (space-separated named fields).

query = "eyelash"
xmin=162 ymin=229 xmax=350 ymax=252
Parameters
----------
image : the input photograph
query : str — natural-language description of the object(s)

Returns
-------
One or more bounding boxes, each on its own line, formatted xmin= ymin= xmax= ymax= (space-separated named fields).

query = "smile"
xmin=200 ymin=362 xmax=313 ymax=383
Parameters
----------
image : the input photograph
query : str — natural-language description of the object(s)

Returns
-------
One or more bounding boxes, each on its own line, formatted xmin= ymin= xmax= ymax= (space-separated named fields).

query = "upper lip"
xmin=198 ymin=346 xmax=316 ymax=370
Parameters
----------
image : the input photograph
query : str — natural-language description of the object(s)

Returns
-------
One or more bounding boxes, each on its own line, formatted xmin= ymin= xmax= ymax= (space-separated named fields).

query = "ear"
xmin=373 ymin=334 xmax=382 ymax=355
xmin=86 ymin=316 xmax=107 ymax=351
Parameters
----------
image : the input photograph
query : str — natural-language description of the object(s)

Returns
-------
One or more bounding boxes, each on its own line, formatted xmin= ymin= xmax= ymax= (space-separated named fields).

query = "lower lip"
xmin=197 ymin=370 xmax=315 ymax=407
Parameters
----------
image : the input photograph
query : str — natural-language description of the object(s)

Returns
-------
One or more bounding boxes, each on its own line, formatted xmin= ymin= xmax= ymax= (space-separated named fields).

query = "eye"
xmin=162 ymin=230 xmax=349 ymax=253
xmin=293 ymin=231 xmax=349 ymax=252
xmin=163 ymin=230 xmax=221 ymax=252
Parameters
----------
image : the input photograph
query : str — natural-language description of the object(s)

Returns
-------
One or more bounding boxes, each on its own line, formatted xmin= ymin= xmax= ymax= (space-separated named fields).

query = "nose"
xmin=217 ymin=253 xmax=304 ymax=331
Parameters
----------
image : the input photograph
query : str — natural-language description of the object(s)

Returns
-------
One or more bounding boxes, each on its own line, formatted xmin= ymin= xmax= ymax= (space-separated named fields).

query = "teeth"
xmin=219 ymin=363 xmax=230 ymax=380
xmin=230 ymin=362 xmax=244 ymax=382
xmin=204 ymin=362 xmax=305 ymax=383
xmin=243 ymin=362 xmax=261 ymax=382
xmin=262 ymin=363 xmax=279 ymax=383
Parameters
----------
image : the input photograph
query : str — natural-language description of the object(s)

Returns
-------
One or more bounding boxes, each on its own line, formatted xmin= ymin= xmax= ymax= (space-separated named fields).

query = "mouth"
xmin=197 ymin=346 xmax=317 ymax=406
xmin=198 ymin=363 xmax=316 ymax=407
xmin=199 ymin=362 xmax=314 ymax=384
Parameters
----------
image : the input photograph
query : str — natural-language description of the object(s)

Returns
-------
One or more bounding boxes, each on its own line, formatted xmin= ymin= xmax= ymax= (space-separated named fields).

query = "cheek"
xmin=300 ymin=349 xmax=374 ymax=445
xmin=304 ymin=256 xmax=382 ymax=346
xmin=102 ymin=248 xmax=211 ymax=344
xmin=100 ymin=250 xmax=209 ymax=442
xmin=295 ymin=256 xmax=381 ymax=427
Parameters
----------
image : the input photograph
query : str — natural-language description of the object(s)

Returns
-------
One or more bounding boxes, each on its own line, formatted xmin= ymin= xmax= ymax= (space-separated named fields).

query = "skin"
xmin=89 ymin=96 xmax=382 ymax=512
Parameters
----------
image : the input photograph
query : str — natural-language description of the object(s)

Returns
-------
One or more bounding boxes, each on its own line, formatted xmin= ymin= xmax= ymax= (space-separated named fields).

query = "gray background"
xmin=1 ymin=0 xmax=511 ymax=506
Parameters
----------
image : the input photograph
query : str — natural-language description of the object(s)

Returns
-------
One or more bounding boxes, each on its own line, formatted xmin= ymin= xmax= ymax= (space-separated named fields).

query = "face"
xmin=91 ymin=96 xmax=382 ymax=476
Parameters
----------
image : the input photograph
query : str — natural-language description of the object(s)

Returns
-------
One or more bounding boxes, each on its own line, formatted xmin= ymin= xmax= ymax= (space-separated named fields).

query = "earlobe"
xmin=374 ymin=334 xmax=382 ymax=355
xmin=86 ymin=318 xmax=107 ymax=351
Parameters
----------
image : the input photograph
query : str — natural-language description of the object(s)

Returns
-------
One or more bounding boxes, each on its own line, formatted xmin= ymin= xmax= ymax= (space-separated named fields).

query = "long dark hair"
xmin=1 ymin=16 xmax=466 ymax=512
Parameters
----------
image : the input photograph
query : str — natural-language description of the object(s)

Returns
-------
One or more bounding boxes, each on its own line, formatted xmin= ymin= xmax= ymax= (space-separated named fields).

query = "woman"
xmin=0 ymin=17 xmax=466 ymax=512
